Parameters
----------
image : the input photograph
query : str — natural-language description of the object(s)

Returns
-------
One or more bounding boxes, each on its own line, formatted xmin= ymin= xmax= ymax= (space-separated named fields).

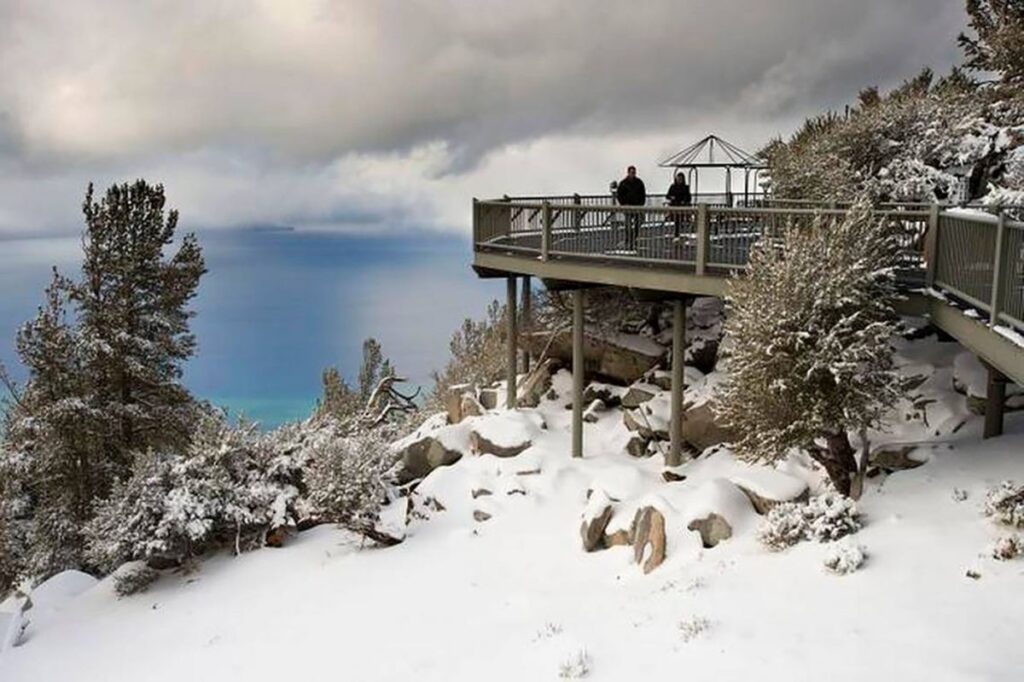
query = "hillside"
xmin=1 ymin=322 xmax=1023 ymax=682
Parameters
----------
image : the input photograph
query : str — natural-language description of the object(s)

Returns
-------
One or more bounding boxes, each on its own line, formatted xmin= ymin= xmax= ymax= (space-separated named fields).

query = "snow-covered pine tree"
xmin=74 ymin=180 xmax=206 ymax=461
xmin=715 ymin=201 xmax=905 ymax=496
xmin=0 ymin=181 xmax=205 ymax=589
xmin=959 ymin=0 xmax=1024 ymax=85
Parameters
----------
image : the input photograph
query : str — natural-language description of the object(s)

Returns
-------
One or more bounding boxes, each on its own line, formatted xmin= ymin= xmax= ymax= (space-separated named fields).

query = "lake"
xmin=0 ymin=228 xmax=503 ymax=427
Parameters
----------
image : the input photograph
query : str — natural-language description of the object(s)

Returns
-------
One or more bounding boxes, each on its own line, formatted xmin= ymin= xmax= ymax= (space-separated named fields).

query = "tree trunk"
xmin=809 ymin=431 xmax=859 ymax=496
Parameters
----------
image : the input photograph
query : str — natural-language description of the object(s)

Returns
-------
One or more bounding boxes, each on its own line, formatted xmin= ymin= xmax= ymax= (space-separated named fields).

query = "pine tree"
xmin=74 ymin=180 xmax=206 ymax=461
xmin=959 ymin=0 xmax=1024 ymax=85
xmin=0 ymin=180 xmax=205 ymax=588
xmin=715 ymin=202 xmax=905 ymax=496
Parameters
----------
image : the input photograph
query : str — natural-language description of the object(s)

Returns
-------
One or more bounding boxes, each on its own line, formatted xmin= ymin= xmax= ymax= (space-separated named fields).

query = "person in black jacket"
xmin=616 ymin=165 xmax=646 ymax=250
xmin=666 ymin=171 xmax=692 ymax=238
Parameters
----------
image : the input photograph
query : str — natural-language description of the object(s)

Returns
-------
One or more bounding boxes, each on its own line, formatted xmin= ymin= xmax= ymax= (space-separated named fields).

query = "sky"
xmin=0 ymin=1 xmax=975 ymax=424
xmin=0 ymin=0 xmax=971 ymax=241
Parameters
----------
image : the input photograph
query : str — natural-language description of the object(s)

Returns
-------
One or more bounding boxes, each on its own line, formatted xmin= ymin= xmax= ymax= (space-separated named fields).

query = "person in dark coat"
xmin=616 ymin=165 xmax=646 ymax=250
xmin=666 ymin=171 xmax=692 ymax=238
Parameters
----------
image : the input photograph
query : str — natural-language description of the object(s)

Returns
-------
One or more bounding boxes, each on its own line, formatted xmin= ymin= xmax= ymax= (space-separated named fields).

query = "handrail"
xmin=473 ymin=195 xmax=1023 ymax=334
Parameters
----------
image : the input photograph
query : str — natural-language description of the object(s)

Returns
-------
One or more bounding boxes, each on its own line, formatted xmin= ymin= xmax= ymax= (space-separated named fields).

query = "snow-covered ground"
xmin=1 ymin=334 xmax=1023 ymax=682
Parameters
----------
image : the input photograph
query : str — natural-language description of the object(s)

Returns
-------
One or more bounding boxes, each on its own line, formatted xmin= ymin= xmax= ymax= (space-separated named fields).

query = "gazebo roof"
xmin=659 ymin=134 xmax=766 ymax=169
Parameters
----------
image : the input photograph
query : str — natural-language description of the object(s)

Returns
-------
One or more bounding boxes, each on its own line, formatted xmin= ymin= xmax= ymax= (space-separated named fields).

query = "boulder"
xmin=523 ymin=330 xmax=665 ymax=385
xmin=681 ymin=402 xmax=735 ymax=452
xmin=461 ymin=394 xmax=486 ymax=419
xmin=687 ymin=513 xmax=732 ymax=548
xmin=473 ymin=510 xmax=492 ymax=522
xmin=478 ymin=388 xmax=500 ymax=410
xmin=584 ymin=383 xmax=624 ymax=407
xmin=623 ymin=409 xmax=668 ymax=441
xmin=626 ymin=435 xmax=652 ymax=458
xmin=662 ymin=471 xmax=687 ymax=483
xmin=583 ymin=399 xmax=604 ymax=424
xmin=870 ymin=445 xmax=927 ymax=473
xmin=444 ymin=385 xmax=468 ymax=424
xmin=621 ymin=386 xmax=657 ymax=409
xmin=470 ymin=430 xmax=532 ymax=458
xmin=647 ymin=370 xmax=673 ymax=391
xmin=400 ymin=436 xmax=464 ymax=479
xmin=517 ymin=359 xmax=557 ymax=408
xmin=632 ymin=507 xmax=667 ymax=574
xmin=731 ymin=470 xmax=810 ymax=514
xmin=580 ymin=504 xmax=615 ymax=552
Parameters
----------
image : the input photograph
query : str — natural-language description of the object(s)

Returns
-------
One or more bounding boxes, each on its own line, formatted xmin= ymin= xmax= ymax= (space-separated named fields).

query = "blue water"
xmin=0 ymin=229 xmax=502 ymax=427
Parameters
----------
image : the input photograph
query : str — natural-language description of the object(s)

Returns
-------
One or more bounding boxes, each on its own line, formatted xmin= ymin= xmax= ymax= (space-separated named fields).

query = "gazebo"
xmin=658 ymin=134 xmax=767 ymax=206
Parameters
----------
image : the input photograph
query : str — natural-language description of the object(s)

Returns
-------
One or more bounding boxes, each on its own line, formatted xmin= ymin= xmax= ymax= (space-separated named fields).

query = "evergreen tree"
xmin=0 ymin=181 xmax=205 ymax=589
xmin=959 ymin=0 xmax=1024 ymax=84
xmin=715 ymin=202 xmax=905 ymax=497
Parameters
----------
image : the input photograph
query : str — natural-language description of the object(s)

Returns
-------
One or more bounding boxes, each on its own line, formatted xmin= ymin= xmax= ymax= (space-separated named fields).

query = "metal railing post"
xmin=696 ymin=203 xmax=709 ymax=276
xmin=989 ymin=210 xmax=1006 ymax=327
xmin=572 ymin=194 xmax=582 ymax=232
xmin=472 ymin=198 xmax=479 ymax=247
xmin=924 ymin=203 xmax=940 ymax=288
xmin=541 ymin=200 xmax=552 ymax=261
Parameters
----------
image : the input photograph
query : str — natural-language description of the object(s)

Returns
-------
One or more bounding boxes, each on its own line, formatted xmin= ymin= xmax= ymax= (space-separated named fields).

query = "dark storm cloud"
xmin=0 ymin=0 xmax=969 ymax=234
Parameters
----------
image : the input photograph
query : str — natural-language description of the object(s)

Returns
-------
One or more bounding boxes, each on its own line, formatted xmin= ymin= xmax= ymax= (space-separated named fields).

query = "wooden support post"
xmin=984 ymin=364 xmax=1007 ymax=439
xmin=695 ymin=203 xmax=709 ymax=276
xmin=924 ymin=203 xmax=940 ymax=288
xmin=989 ymin=210 xmax=1006 ymax=327
xmin=668 ymin=298 xmax=687 ymax=467
xmin=506 ymin=277 xmax=518 ymax=410
xmin=521 ymin=276 xmax=532 ymax=373
xmin=572 ymin=289 xmax=585 ymax=458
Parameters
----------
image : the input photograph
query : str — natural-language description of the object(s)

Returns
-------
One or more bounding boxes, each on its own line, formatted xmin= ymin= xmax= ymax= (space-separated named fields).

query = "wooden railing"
xmin=473 ymin=196 xmax=1024 ymax=334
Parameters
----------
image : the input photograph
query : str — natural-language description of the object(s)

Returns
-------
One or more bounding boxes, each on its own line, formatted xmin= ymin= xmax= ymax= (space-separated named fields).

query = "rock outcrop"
xmin=523 ymin=330 xmax=665 ymax=385
xmin=400 ymin=436 xmax=465 ymax=480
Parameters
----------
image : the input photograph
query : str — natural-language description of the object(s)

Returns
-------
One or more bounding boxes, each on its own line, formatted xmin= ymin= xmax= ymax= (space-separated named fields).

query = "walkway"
xmin=471 ymin=195 xmax=1024 ymax=464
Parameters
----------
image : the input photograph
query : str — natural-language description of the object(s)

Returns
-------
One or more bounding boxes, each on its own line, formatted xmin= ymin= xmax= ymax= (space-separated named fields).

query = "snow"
xmin=2 ymin=334 xmax=1024 ymax=681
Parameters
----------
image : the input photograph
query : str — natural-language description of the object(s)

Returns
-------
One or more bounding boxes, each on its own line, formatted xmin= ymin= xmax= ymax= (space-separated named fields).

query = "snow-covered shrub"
xmin=758 ymin=493 xmax=862 ymax=551
xmin=558 ymin=648 xmax=591 ymax=679
xmin=990 ymin=535 xmax=1023 ymax=561
xmin=113 ymin=564 xmax=159 ymax=597
xmin=305 ymin=427 xmax=398 ymax=541
xmin=983 ymin=481 xmax=1024 ymax=528
xmin=716 ymin=201 xmax=904 ymax=496
xmin=85 ymin=412 xmax=313 ymax=572
xmin=823 ymin=542 xmax=867 ymax=575
xmin=678 ymin=616 xmax=711 ymax=642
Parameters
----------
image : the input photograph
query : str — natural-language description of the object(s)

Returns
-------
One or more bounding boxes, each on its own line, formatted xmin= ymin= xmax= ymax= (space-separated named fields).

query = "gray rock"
xmin=473 ymin=510 xmax=492 ymax=522
xmin=400 ymin=436 xmax=464 ymax=480
xmin=580 ymin=504 xmax=615 ymax=552
xmin=470 ymin=430 xmax=532 ymax=458
xmin=682 ymin=402 xmax=735 ymax=452
xmin=626 ymin=435 xmax=652 ymax=458
xmin=621 ymin=386 xmax=657 ymax=409
xmin=478 ymin=388 xmax=500 ymax=410
xmin=522 ymin=330 xmax=665 ymax=385
xmin=584 ymin=384 xmax=622 ymax=407
xmin=461 ymin=394 xmax=486 ymax=418
xmin=687 ymin=513 xmax=732 ymax=548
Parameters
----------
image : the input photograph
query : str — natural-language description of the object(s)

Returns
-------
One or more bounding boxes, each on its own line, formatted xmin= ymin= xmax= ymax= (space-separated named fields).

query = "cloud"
xmin=0 ymin=0 xmax=969 ymax=238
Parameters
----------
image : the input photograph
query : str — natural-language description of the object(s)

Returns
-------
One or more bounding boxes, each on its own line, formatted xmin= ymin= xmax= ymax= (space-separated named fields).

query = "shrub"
xmin=305 ymin=428 xmax=398 ymax=542
xmin=758 ymin=493 xmax=862 ymax=551
xmin=716 ymin=202 xmax=904 ymax=496
xmin=85 ymin=412 xmax=312 ymax=572
xmin=984 ymin=481 xmax=1024 ymax=528
xmin=991 ymin=535 xmax=1023 ymax=561
xmin=823 ymin=542 xmax=867 ymax=575
xmin=113 ymin=564 xmax=160 ymax=597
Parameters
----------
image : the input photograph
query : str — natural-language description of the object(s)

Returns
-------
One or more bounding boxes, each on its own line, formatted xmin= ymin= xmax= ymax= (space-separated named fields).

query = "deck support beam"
xmin=984 ymin=364 xmax=1008 ymax=439
xmin=521 ymin=276 xmax=532 ymax=373
xmin=506 ymin=276 xmax=518 ymax=409
xmin=668 ymin=298 xmax=687 ymax=467
xmin=572 ymin=289 xmax=585 ymax=458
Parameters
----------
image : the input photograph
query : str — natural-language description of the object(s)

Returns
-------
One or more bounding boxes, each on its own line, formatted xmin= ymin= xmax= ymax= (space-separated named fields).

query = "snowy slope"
xmin=1 ymin=335 xmax=1023 ymax=682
